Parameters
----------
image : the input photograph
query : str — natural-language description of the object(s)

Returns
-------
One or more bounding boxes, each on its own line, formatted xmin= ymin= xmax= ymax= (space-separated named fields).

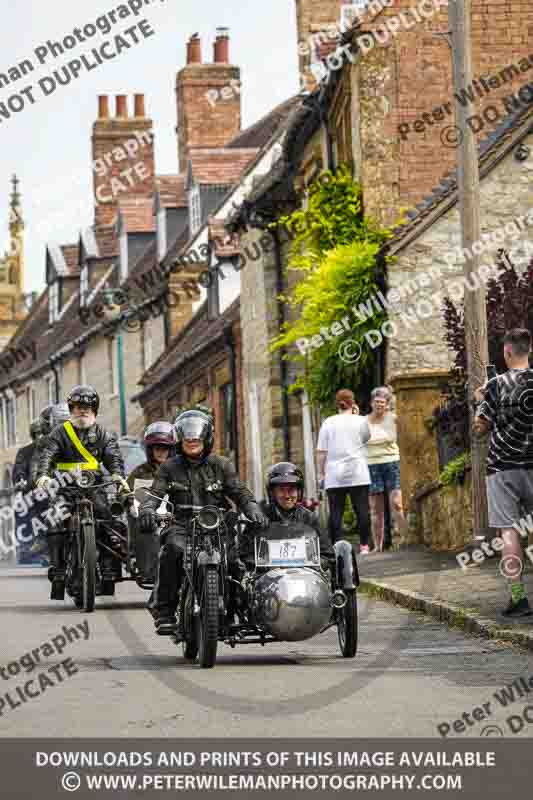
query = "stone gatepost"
xmin=389 ymin=370 xmax=451 ymax=544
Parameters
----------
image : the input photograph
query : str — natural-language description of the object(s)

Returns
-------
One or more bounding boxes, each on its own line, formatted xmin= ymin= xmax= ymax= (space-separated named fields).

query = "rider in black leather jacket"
xmin=140 ymin=409 xmax=267 ymax=635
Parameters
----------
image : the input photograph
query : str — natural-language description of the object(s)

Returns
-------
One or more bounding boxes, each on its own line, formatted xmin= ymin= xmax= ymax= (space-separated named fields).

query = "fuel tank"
xmin=251 ymin=567 xmax=331 ymax=641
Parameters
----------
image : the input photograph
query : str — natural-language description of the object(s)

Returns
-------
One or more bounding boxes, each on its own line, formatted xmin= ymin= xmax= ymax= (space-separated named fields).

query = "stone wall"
xmin=356 ymin=0 xmax=533 ymax=225
xmin=414 ymin=470 xmax=473 ymax=551
xmin=386 ymin=130 xmax=533 ymax=380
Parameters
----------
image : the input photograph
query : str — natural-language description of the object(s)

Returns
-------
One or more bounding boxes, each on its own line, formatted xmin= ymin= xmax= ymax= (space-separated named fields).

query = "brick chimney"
xmin=294 ymin=0 xmax=345 ymax=90
xmin=92 ymin=94 xmax=155 ymax=227
xmin=176 ymin=30 xmax=241 ymax=173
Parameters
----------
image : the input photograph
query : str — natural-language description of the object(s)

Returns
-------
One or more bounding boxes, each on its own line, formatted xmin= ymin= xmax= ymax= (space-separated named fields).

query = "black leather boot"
xmin=47 ymin=534 xmax=65 ymax=600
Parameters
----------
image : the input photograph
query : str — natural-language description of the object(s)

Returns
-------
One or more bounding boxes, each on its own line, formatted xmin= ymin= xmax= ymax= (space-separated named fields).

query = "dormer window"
xmin=189 ymin=184 xmax=201 ymax=235
xmin=49 ymin=280 xmax=59 ymax=324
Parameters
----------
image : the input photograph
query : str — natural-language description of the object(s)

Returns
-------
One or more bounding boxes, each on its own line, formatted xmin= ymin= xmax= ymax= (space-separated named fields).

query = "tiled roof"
xmin=226 ymin=96 xmax=302 ymax=150
xmin=117 ymin=197 xmax=155 ymax=233
xmin=189 ymin=148 xmax=258 ymax=186
xmin=135 ymin=297 xmax=240 ymax=400
xmin=156 ymin=175 xmax=187 ymax=208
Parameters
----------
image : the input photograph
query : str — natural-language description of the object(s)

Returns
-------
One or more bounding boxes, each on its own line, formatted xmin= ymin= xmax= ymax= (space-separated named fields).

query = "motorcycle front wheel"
xmin=81 ymin=521 xmax=97 ymax=613
xmin=337 ymin=589 xmax=358 ymax=658
xmin=196 ymin=567 xmax=219 ymax=668
xmin=181 ymin=588 xmax=198 ymax=662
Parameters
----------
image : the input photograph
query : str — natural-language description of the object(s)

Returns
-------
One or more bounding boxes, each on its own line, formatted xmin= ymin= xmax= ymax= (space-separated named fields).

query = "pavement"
xmin=358 ymin=545 xmax=533 ymax=651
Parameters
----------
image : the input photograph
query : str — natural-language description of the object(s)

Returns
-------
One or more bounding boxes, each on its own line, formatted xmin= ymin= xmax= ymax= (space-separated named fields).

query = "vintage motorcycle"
xmin=58 ymin=471 xmax=152 ymax=611
xmin=154 ymin=499 xmax=358 ymax=668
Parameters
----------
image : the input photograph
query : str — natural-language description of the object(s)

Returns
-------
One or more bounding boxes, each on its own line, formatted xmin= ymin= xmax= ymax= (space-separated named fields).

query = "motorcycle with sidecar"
xmin=151 ymin=497 xmax=359 ymax=668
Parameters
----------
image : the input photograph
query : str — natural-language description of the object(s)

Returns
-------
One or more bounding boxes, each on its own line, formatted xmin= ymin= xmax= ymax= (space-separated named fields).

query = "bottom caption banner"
xmin=0 ymin=739 xmax=530 ymax=798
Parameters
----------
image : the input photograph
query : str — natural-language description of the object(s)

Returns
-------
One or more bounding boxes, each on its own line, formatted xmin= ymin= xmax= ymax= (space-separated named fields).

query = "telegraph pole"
xmin=449 ymin=0 xmax=489 ymax=540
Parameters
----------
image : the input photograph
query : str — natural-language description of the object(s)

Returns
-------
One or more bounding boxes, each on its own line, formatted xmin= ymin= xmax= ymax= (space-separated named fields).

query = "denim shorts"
xmin=368 ymin=461 xmax=401 ymax=495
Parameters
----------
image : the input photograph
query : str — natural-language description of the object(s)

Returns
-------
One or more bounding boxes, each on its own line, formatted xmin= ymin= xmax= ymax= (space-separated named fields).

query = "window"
xmin=49 ymin=281 xmax=59 ymax=324
xmin=6 ymin=393 xmax=16 ymax=447
xmin=80 ymin=266 xmax=89 ymax=307
xmin=157 ymin=209 xmax=167 ymax=262
xmin=189 ymin=185 xmax=202 ymax=235
xmin=107 ymin=338 xmax=118 ymax=396
xmin=141 ymin=322 xmax=153 ymax=372
xmin=46 ymin=375 xmax=55 ymax=405
xmin=220 ymin=383 xmax=235 ymax=461
xmin=26 ymin=385 xmax=36 ymax=422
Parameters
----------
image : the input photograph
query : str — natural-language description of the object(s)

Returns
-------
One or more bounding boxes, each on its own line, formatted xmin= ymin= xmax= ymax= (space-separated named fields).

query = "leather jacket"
xmin=142 ymin=453 xmax=259 ymax=522
xmin=13 ymin=443 xmax=36 ymax=487
xmin=36 ymin=422 xmax=124 ymax=481
xmin=260 ymin=500 xmax=334 ymax=560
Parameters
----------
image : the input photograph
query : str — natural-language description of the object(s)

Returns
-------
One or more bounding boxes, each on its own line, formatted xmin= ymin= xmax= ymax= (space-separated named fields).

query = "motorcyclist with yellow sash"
xmin=35 ymin=385 xmax=126 ymax=599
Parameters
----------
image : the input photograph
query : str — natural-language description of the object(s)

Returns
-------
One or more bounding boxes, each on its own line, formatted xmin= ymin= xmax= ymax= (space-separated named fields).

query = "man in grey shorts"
xmin=474 ymin=328 xmax=533 ymax=618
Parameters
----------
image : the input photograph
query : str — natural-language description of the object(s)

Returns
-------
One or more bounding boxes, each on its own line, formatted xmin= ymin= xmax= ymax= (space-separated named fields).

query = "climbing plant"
xmin=270 ymin=165 xmax=397 ymax=414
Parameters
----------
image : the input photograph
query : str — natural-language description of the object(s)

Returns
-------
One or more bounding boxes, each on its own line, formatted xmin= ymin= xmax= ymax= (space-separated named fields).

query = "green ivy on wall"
xmin=270 ymin=165 xmax=397 ymax=413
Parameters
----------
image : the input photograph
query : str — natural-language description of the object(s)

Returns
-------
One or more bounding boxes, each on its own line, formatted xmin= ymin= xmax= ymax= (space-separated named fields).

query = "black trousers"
xmin=327 ymin=485 xmax=371 ymax=546
xmin=153 ymin=528 xmax=186 ymax=615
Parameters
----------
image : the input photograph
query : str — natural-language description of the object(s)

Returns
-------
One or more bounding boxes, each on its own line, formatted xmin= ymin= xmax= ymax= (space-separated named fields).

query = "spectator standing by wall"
xmin=317 ymin=389 xmax=372 ymax=553
xmin=366 ymin=386 xmax=406 ymax=552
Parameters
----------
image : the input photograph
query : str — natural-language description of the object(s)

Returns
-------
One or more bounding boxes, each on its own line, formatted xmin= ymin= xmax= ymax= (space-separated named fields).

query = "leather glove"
xmin=140 ymin=508 xmax=157 ymax=533
xmin=243 ymin=503 xmax=269 ymax=529
xmin=36 ymin=476 xmax=52 ymax=491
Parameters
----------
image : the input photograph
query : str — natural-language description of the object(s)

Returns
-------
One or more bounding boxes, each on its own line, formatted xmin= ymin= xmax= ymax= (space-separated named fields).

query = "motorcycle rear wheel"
xmin=337 ymin=589 xmax=358 ymax=658
xmin=196 ymin=567 xmax=219 ymax=668
xmin=81 ymin=521 xmax=97 ymax=613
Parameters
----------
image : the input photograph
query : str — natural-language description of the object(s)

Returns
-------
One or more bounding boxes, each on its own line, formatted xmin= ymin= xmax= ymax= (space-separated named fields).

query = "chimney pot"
xmin=187 ymin=34 xmax=202 ymax=64
xmin=134 ymin=93 xmax=145 ymax=117
xmin=116 ymin=95 xmax=128 ymax=118
xmin=214 ymin=27 xmax=230 ymax=63
xmin=98 ymin=95 xmax=109 ymax=119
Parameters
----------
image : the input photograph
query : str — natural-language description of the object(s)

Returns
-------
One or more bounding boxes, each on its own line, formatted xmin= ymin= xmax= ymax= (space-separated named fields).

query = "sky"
xmin=0 ymin=0 xmax=299 ymax=294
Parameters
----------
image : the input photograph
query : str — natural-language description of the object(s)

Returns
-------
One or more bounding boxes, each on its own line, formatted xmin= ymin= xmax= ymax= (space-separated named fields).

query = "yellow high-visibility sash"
xmin=56 ymin=421 xmax=100 ymax=471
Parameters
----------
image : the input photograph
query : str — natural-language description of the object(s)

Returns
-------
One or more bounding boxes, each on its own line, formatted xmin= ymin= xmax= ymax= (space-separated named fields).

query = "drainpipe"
xmin=223 ymin=323 xmax=239 ymax=471
xmin=117 ymin=335 xmax=127 ymax=436
xmin=272 ymin=228 xmax=291 ymax=462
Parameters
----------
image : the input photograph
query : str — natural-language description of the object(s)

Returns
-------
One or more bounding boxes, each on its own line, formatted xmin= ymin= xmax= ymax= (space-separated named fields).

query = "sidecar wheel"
xmin=196 ymin=567 xmax=219 ymax=668
xmin=337 ymin=590 xmax=358 ymax=658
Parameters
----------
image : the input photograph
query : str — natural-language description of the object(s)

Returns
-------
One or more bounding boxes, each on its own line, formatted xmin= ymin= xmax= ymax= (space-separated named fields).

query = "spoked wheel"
xmin=195 ymin=567 xmax=219 ymax=668
xmin=337 ymin=589 xmax=358 ymax=658
xmin=81 ymin=521 xmax=97 ymax=613
xmin=181 ymin=588 xmax=198 ymax=662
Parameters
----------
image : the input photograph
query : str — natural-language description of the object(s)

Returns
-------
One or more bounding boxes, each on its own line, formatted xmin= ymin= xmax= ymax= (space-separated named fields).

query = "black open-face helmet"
xmin=67 ymin=385 xmax=100 ymax=415
xmin=144 ymin=421 xmax=177 ymax=463
xmin=266 ymin=462 xmax=305 ymax=506
xmin=174 ymin=410 xmax=214 ymax=456
xmin=49 ymin=403 xmax=70 ymax=430
xmin=39 ymin=405 xmax=54 ymax=436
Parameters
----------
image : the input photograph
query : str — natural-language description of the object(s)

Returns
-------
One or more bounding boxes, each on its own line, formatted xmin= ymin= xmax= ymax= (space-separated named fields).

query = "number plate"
xmin=268 ymin=538 xmax=307 ymax=566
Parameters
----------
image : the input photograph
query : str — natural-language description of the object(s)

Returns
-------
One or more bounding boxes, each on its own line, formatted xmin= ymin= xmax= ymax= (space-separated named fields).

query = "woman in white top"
xmin=366 ymin=386 xmax=406 ymax=553
xmin=317 ymin=389 xmax=372 ymax=553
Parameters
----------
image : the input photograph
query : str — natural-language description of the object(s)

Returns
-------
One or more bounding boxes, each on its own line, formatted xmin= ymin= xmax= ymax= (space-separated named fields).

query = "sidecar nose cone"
xmin=253 ymin=568 xmax=331 ymax=641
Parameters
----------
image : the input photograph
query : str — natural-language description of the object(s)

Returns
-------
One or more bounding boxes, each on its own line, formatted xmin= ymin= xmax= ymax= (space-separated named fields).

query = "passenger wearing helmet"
xmin=35 ymin=386 xmax=125 ymax=600
xmin=140 ymin=408 xmax=267 ymax=634
xmin=127 ymin=421 xmax=177 ymax=491
xmin=236 ymin=462 xmax=334 ymax=568
xmin=13 ymin=420 xmax=44 ymax=489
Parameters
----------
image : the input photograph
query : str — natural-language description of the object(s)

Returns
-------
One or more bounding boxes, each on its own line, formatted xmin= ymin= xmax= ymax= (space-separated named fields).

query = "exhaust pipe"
xmin=331 ymin=590 xmax=347 ymax=609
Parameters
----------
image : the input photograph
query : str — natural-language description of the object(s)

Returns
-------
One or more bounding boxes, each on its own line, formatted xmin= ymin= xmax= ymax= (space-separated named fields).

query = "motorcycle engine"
xmin=252 ymin=568 xmax=331 ymax=642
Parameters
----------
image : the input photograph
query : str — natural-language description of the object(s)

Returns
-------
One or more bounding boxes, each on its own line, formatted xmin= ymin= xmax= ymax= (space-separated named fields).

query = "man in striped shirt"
xmin=474 ymin=329 xmax=533 ymax=618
